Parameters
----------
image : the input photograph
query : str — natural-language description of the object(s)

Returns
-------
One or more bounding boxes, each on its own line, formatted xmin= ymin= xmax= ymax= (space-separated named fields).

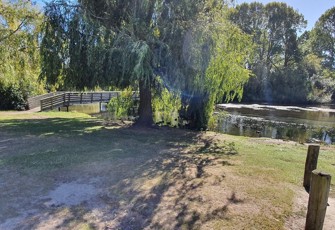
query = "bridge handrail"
xmin=40 ymin=93 xmax=67 ymax=111
xmin=39 ymin=91 xmax=139 ymax=111
xmin=27 ymin=91 xmax=65 ymax=110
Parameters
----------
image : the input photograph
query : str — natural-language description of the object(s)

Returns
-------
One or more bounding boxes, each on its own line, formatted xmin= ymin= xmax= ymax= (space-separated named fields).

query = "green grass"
xmin=234 ymin=137 xmax=335 ymax=188
xmin=0 ymin=112 xmax=98 ymax=136
xmin=0 ymin=111 xmax=334 ymax=229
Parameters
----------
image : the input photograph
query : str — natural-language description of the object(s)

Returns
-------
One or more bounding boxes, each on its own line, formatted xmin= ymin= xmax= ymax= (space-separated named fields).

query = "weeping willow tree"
xmin=0 ymin=0 xmax=44 ymax=110
xmin=40 ymin=1 xmax=117 ymax=91
xmin=178 ymin=8 xmax=253 ymax=129
xmin=40 ymin=0 xmax=252 ymax=128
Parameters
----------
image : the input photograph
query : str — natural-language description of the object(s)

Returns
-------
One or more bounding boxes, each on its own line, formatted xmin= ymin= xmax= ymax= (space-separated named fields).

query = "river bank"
xmin=215 ymin=103 xmax=335 ymax=144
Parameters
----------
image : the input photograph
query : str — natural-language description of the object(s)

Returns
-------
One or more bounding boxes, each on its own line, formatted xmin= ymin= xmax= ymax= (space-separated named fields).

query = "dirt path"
xmin=286 ymin=188 xmax=335 ymax=230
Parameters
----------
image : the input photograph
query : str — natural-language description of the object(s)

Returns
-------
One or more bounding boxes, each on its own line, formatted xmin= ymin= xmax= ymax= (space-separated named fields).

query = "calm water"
xmin=215 ymin=104 xmax=335 ymax=144
xmin=61 ymin=103 xmax=335 ymax=143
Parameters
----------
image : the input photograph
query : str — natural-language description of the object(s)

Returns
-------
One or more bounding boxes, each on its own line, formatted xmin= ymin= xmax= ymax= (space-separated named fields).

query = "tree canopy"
xmin=0 ymin=0 xmax=44 ymax=109
xmin=3 ymin=0 xmax=335 ymax=113
xmin=229 ymin=2 xmax=311 ymax=104
xmin=40 ymin=0 xmax=253 ymax=129
xmin=311 ymin=7 xmax=335 ymax=71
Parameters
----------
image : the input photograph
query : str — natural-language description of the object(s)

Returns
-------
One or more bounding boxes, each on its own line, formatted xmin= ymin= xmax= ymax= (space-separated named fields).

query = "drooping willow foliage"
xmin=40 ymin=0 xmax=253 ymax=129
xmin=40 ymin=1 xmax=118 ymax=91
xmin=0 ymin=0 xmax=44 ymax=109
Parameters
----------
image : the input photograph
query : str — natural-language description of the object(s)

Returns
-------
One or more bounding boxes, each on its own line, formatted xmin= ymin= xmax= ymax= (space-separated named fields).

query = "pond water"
xmin=215 ymin=104 xmax=335 ymax=144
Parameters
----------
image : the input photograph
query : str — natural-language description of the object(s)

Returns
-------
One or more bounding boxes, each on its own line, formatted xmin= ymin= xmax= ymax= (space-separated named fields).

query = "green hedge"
xmin=0 ymin=84 xmax=28 ymax=111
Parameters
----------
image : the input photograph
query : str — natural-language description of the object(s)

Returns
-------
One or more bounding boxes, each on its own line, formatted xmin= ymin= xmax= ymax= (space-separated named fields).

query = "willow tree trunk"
xmin=136 ymin=79 xmax=154 ymax=127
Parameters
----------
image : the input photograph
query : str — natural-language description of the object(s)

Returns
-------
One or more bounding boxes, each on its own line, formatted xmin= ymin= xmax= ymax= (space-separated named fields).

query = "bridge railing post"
xmin=51 ymin=96 xmax=53 ymax=110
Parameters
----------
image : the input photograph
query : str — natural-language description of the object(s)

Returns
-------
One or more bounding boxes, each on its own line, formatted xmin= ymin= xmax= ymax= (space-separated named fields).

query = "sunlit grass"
xmin=0 ymin=112 xmax=334 ymax=229
xmin=0 ymin=111 xmax=92 ymax=120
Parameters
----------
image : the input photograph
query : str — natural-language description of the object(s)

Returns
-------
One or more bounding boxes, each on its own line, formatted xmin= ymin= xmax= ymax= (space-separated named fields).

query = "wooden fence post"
xmin=51 ymin=96 xmax=53 ymax=110
xmin=304 ymin=145 xmax=320 ymax=191
xmin=305 ymin=170 xmax=331 ymax=230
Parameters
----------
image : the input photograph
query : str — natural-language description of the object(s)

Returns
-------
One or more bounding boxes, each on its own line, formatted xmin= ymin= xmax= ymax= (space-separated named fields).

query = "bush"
xmin=0 ymin=84 xmax=28 ymax=110
xmin=153 ymin=88 xmax=181 ymax=127
xmin=107 ymin=87 xmax=135 ymax=120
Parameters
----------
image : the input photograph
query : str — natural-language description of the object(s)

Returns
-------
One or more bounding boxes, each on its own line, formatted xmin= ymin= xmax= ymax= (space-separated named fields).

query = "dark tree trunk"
xmin=136 ymin=79 xmax=154 ymax=127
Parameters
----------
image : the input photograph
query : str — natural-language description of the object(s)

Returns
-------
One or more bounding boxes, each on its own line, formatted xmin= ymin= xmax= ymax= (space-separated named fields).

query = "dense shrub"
xmin=153 ymin=88 xmax=181 ymax=127
xmin=107 ymin=87 xmax=135 ymax=120
xmin=0 ymin=84 xmax=28 ymax=110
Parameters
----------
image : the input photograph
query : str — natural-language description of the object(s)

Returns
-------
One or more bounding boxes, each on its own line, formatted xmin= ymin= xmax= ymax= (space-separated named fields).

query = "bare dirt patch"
xmin=44 ymin=182 xmax=98 ymax=207
xmin=0 ymin=124 xmax=260 ymax=229
xmin=285 ymin=187 xmax=335 ymax=230
xmin=1 ymin=115 xmax=334 ymax=229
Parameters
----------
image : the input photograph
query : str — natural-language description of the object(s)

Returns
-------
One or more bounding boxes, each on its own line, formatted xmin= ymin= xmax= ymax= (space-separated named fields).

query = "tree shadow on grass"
xmin=111 ymin=150 xmax=243 ymax=229
xmin=0 ymin=118 xmax=242 ymax=229
xmin=0 ymin=117 xmax=104 ymax=137
xmin=105 ymin=134 xmax=241 ymax=229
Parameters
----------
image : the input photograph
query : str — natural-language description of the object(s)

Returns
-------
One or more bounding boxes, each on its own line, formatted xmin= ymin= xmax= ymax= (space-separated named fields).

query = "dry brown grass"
xmin=1 ymin=112 xmax=335 ymax=229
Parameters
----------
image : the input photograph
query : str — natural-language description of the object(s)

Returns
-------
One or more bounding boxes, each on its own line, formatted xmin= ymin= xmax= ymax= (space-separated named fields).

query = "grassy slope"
xmin=0 ymin=111 xmax=334 ymax=229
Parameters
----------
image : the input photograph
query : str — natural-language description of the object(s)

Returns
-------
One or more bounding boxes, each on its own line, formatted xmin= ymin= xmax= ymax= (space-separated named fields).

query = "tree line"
xmin=1 ymin=0 xmax=335 ymax=129
xmin=230 ymin=2 xmax=335 ymax=104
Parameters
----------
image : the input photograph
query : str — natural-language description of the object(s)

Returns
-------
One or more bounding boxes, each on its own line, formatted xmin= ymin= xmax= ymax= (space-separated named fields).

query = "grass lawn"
xmin=0 ymin=111 xmax=334 ymax=229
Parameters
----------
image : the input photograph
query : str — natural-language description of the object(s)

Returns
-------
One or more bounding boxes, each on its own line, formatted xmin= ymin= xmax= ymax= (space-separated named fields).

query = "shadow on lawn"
xmin=0 ymin=117 xmax=103 ymax=137
xmin=110 ymin=147 xmax=242 ymax=230
xmin=0 ymin=117 xmax=242 ymax=229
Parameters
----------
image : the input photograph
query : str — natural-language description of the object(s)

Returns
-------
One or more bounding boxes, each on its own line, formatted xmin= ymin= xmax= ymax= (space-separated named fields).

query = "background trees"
xmin=40 ymin=0 xmax=252 ymax=129
xmin=307 ymin=7 xmax=335 ymax=102
xmin=229 ymin=2 xmax=309 ymax=104
xmin=229 ymin=2 xmax=335 ymax=105
xmin=0 ymin=0 xmax=44 ymax=110
xmin=311 ymin=7 xmax=335 ymax=71
xmin=2 ymin=0 xmax=335 ymax=117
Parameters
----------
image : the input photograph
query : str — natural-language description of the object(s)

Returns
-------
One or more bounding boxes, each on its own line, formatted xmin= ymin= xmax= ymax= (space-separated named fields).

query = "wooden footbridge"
xmin=28 ymin=91 xmax=137 ymax=112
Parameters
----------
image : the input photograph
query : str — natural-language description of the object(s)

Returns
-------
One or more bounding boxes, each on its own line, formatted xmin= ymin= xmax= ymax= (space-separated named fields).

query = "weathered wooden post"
xmin=304 ymin=145 xmax=320 ymax=191
xmin=305 ymin=170 xmax=331 ymax=230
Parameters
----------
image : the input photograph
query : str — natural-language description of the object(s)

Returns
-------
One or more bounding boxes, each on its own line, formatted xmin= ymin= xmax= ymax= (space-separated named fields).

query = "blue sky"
xmin=237 ymin=0 xmax=335 ymax=31
xmin=35 ymin=0 xmax=334 ymax=31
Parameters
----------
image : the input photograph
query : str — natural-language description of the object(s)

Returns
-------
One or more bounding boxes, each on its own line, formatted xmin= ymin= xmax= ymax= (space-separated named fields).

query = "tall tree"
xmin=230 ymin=2 xmax=307 ymax=103
xmin=40 ymin=2 xmax=115 ymax=91
xmin=311 ymin=7 xmax=335 ymax=71
xmin=265 ymin=2 xmax=305 ymax=68
xmin=41 ymin=0 xmax=252 ymax=129
xmin=77 ymin=0 xmax=209 ymax=127
xmin=301 ymin=8 xmax=335 ymax=103
xmin=0 ymin=0 xmax=44 ymax=109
